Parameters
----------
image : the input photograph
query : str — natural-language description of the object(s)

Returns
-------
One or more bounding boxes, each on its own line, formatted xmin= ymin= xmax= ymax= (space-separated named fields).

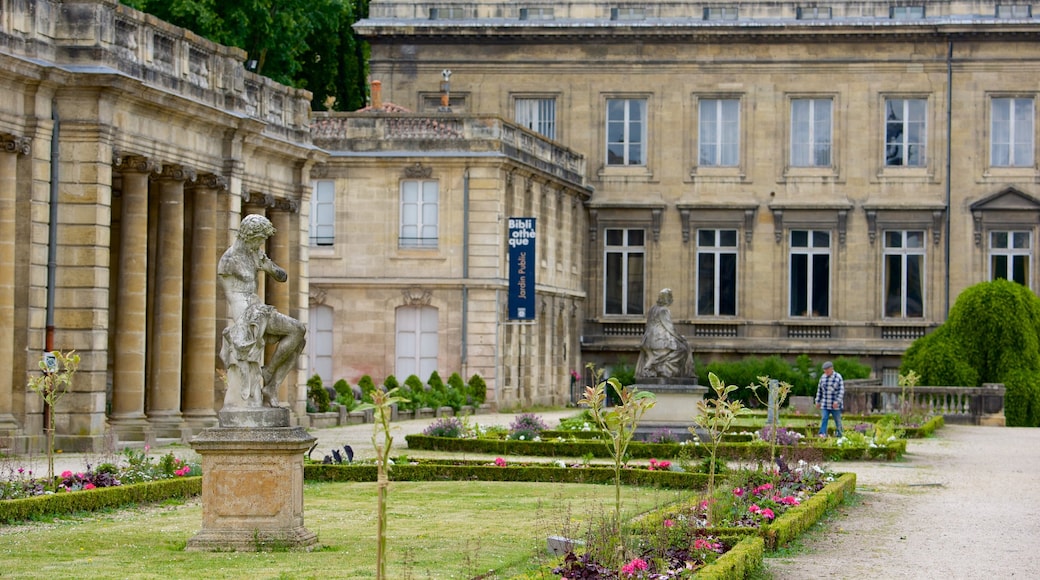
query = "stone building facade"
xmin=308 ymin=107 xmax=590 ymax=409
xmin=357 ymin=0 xmax=1040 ymax=384
xmin=0 ymin=0 xmax=320 ymax=451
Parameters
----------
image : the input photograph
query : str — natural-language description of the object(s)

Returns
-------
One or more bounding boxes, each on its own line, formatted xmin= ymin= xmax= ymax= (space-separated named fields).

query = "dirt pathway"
xmin=766 ymin=425 xmax=1040 ymax=579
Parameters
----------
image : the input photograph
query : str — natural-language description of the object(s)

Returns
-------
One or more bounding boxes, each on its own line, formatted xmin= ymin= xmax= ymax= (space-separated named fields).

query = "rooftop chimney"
xmin=371 ymin=80 xmax=382 ymax=110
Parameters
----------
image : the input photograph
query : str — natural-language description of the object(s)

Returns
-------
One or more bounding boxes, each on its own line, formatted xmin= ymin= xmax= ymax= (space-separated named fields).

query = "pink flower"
xmin=658 ymin=460 xmax=671 ymax=469
xmin=664 ymin=519 xmax=674 ymax=528
xmin=84 ymin=483 xmax=95 ymax=490
xmin=761 ymin=508 xmax=775 ymax=520
xmin=748 ymin=504 xmax=761 ymax=514
xmin=494 ymin=457 xmax=506 ymax=467
xmin=753 ymin=483 xmax=773 ymax=495
xmin=621 ymin=558 xmax=648 ymax=576
xmin=733 ymin=487 xmax=744 ymax=497
xmin=779 ymin=495 xmax=800 ymax=506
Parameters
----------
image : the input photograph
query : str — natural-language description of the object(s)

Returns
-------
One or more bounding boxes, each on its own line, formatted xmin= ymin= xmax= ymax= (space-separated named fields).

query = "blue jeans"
xmin=819 ymin=408 xmax=843 ymax=437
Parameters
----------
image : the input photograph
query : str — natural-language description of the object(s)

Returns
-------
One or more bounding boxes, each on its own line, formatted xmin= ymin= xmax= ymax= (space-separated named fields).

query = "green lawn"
xmin=1 ymin=480 xmax=683 ymax=579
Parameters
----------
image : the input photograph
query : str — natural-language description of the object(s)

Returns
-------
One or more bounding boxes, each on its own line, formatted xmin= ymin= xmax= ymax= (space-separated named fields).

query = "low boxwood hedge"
xmin=305 ymin=462 xmax=708 ymax=490
xmin=0 ymin=476 xmax=202 ymax=524
xmin=404 ymin=435 xmax=906 ymax=461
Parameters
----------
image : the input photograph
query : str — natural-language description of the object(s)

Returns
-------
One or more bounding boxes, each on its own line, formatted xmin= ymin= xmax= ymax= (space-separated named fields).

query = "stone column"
xmin=147 ymin=164 xmax=195 ymax=438
xmin=182 ymin=174 xmax=227 ymax=430
xmin=0 ymin=134 xmax=30 ymax=433
xmin=109 ymin=155 xmax=157 ymax=440
xmin=268 ymin=205 xmax=293 ymax=405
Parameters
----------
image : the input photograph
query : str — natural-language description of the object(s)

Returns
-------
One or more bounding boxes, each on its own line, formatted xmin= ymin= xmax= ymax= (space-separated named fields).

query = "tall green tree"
xmin=901 ymin=278 xmax=1040 ymax=427
xmin=121 ymin=0 xmax=369 ymax=111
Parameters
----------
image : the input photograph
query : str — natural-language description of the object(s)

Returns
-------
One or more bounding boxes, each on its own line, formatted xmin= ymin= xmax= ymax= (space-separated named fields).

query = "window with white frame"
xmin=396 ymin=305 xmax=439 ymax=379
xmin=991 ymin=97 xmax=1034 ymax=167
xmin=891 ymin=5 xmax=925 ymax=18
xmin=790 ymin=230 xmax=831 ymax=317
xmin=400 ymin=180 xmax=438 ymax=248
xmin=515 ymin=97 xmax=556 ymax=140
xmin=791 ymin=98 xmax=832 ymax=167
xmin=696 ymin=229 xmax=738 ymax=316
xmin=310 ymin=180 xmax=335 ymax=246
xmin=885 ymin=98 xmax=927 ymax=167
xmin=308 ymin=305 xmax=334 ymax=383
xmin=604 ymin=228 xmax=645 ymax=315
xmin=699 ymin=98 xmax=740 ymax=167
xmin=989 ymin=230 xmax=1032 ymax=288
xmin=606 ymin=99 xmax=646 ymax=166
xmin=883 ymin=230 xmax=925 ymax=318
xmin=997 ymin=4 xmax=1032 ymax=17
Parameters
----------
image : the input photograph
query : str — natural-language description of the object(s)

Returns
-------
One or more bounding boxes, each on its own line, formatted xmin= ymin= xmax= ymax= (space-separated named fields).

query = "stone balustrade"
xmin=0 ymin=0 xmax=311 ymax=139
xmin=844 ymin=379 xmax=1006 ymax=426
xmin=311 ymin=112 xmax=587 ymax=186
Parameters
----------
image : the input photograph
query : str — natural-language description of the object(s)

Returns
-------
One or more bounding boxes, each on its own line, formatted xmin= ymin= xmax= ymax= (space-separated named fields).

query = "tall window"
xmin=697 ymin=229 xmax=738 ymax=316
xmin=991 ymin=98 xmax=1034 ymax=167
xmin=790 ymin=230 xmax=830 ymax=317
xmin=308 ymin=305 xmax=334 ymax=383
xmin=990 ymin=230 xmax=1032 ymax=288
xmin=604 ymin=228 xmax=645 ymax=315
xmin=515 ymin=98 xmax=556 ymax=140
xmin=310 ymin=180 xmax=335 ymax=246
xmin=396 ymin=306 xmax=438 ymax=379
xmin=883 ymin=231 xmax=925 ymax=318
xmin=400 ymin=180 xmax=438 ymax=248
xmin=791 ymin=98 xmax=832 ymax=167
xmin=885 ymin=99 xmax=927 ymax=167
xmin=606 ymin=99 xmax=646 ymax=166
xmin=699 ymin=99 xmax=740 ymax=166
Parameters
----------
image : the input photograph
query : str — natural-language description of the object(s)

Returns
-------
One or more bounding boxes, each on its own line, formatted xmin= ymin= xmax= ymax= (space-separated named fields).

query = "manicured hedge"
xmin=305 ymin=462 xmax=708 ymax=490
xmin=0 ymin=476 xmax=202 ymax=524
xmin=403 ymin=435 xmax=906 ymax=461
xmin=697 ymin=535 xmax=765 ymax=580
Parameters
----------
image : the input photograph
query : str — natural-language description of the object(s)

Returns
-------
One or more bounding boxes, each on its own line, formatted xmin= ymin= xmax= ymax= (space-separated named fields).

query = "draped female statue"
xmin=635 ymin=288 xmax=695 ymax=379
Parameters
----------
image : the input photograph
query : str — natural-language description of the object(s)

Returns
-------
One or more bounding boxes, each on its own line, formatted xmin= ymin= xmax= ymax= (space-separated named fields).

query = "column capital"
xmin=193 ymin=173 xmax=230 ymax=191
xmin=114 ymin=153 xmax=161 ymax=174
xmin=243 ymin=190 xmax=275 ymax=208
xmin=156 ymin=163 xmax=198 ymax=183
xmin=1 ymin=133 xmax=31 ymax=156
xmin=272 ymin=197 xmax=299 ymax=213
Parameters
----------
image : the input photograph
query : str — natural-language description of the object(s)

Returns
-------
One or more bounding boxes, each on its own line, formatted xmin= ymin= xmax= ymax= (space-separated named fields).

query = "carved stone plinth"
xmin=186 ymin=424 xmax=318 ymax=551
xmin=633 ymin=377 xmax=706 ymax=426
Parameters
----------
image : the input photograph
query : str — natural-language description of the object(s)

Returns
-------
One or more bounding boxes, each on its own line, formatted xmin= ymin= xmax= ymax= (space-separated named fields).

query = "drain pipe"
xmin=944 ymin=39 xmax=953 ymax=317
xmin=43 ymin=101 xmax=60 ymax=429
xmin=461 ymin=169 xmax=470 ymax=367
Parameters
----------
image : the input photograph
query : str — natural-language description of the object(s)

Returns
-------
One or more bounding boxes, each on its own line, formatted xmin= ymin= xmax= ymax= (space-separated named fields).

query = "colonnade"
xmin=0 ymin=133 xmax=31 ymax=441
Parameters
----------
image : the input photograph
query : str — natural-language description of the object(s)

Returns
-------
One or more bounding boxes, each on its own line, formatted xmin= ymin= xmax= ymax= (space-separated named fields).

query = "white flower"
xmin=812 ymin=464 xmax=824 ymax=474
xmin=519 ymin=435 xmax=525 ymax=440
xmin=554 ymin=460 xmax=567 ymax=468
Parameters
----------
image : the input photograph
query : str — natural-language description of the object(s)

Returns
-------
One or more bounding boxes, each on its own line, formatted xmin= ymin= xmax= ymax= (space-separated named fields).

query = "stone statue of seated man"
xmin=635 ymin=288 xmax=695 ymax=379
xmin=218 ymin=214 xmax=306 ymax=409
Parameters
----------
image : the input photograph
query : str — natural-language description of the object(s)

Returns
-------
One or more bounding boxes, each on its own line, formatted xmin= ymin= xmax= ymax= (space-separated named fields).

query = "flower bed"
xmin=0 ymin=476 xmax=201 ymax=524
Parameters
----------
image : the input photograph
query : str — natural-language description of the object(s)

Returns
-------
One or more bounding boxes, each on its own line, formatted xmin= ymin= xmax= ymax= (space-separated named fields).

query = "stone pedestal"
xmin=187 ymin=414 xmax=318 ymax=551
xmin=633 ymin=377 xmax=707 ymax=426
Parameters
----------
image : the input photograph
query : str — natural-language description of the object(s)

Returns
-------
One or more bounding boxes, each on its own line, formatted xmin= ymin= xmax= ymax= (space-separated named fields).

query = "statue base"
xmin=218 ymin=406 xmax=291 ymax=428
xmin=186 ymin=425 xmax=318 ymax=552
xmin=632 ymin=377 xmax=706 ymax=426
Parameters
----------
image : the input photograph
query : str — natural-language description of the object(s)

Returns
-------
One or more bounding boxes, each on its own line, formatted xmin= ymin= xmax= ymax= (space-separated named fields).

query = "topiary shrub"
xmin=358 ymin=375 xmax=377 ymax=404
xmin=333 ymin=379 xmax=352 ymax=400
xmin=901 ymin=279 xmax=1040 ymax=426
xmin=468 ymin=374 xmax=487 ymax=405
xmin=307 ymin=374 xmax=330 ymax=413
xmin=404 ymin=375 xmax=426 ymax=410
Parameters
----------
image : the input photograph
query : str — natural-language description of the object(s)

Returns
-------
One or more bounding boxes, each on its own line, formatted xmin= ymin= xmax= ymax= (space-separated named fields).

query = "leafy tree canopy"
xmin=901 ymin=279 xmax=1040 ymax=426
xmin=121 ymin=0 xmax=369 ymax=111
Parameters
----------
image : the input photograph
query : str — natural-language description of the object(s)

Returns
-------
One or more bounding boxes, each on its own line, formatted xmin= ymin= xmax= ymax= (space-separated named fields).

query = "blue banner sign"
xmin=508 ymin=217 xmax=536 ymax=320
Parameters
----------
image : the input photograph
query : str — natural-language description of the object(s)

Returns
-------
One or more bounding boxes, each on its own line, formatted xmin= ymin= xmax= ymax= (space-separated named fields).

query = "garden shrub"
xmin=447 ymin=372 xmax=469 ymax=403
xmin=422 ymin=417 xmax=466 ymax=438
xmin=358 ymin=375 xmax=377 ymax=404
xmin=901 ymin=279 xmax=1040 ymax=426
xmin=468 ymin=374 xmax=487 ymax=405
xmin=333 ymin=379 xmax=352 ymax=400
xmin=307 ymin=374 xmax=330 ymax=413
xmin=509 ymin=412 xmax=549 ymax=440
xmin=704 ymin=355 xmax=872 ymax=400
xmin=0 ymin=477 xmax=201 ymax=524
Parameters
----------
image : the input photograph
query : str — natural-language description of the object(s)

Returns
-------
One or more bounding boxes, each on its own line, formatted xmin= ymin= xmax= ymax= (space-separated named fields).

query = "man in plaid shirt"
xmin=814 ymin=361 xmax=844 ymax=437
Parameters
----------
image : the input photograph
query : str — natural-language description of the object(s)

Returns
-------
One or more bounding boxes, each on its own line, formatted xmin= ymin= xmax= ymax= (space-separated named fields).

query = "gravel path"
xmin=766 ymin=425 xmax=1040 ymax=579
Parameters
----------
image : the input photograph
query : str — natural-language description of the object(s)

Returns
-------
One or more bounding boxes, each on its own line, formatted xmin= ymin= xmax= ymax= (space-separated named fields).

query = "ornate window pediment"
xmin=970 ymin=187 xmax=1040 ymax=246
